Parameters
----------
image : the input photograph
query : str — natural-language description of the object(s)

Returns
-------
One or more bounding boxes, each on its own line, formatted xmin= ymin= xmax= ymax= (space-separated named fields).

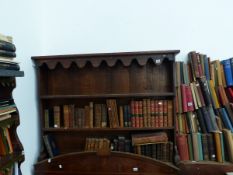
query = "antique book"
xmin=218 ymin=108 xmax=233 ymax=132
xmin=132 ymin=132 xmax=168 ymax=145
xmin=43 ymin=135 xmax=59 ymax=158
xmin=0 ymin=33 xmax=13 ymax=43
xmin=213 ymin=131 xmax=223 ymax=162
xmin=222 ymin=59 xmax=233 ymax=86
xmin=53 ymin=106 xmax=61 ymax=128
xmin=222 ymin=129 xmax=233 ymax=162
xmin=106 ymin=99 xmax=119 ymax=128
xmin=176 ymin=134 xmax=189 ymax=160
xmin=0 ymin=50 xmax=16 ymax=58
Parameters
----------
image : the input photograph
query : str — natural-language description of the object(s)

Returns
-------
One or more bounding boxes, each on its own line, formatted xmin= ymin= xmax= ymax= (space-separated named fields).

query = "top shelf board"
xmin=31 ymin=50 xmax=180 ymax=69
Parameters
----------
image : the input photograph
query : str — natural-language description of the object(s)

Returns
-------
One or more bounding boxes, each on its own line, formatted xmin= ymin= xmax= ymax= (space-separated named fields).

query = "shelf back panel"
xmin=39 ymin=60 xmax=174 ymax=96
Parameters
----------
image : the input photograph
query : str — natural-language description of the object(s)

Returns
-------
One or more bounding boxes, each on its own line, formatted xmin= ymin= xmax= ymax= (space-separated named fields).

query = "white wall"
xmin=1 ymin=0 xmax=233 ymax=174
xmin=0 ymin=0 xmax=44 ymax=174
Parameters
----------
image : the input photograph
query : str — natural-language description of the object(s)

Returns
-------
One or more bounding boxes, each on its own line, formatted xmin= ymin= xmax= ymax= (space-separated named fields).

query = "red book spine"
xmin=186 ymin=86 xmax=194 ymax=112
xmin=176 ymin=134 xmax=190 ymax=160
xmin=226 ymin=87 xmax=233 ymax=103
xmin=181 ymin=84 xmax=188 ymax=112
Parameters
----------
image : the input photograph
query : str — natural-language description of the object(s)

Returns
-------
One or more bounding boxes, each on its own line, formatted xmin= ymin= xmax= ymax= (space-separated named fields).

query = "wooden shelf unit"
xmin=0 ymin=70 xmax=25 ymax=173
xmin=32 ymin=50 xmax=180 ymax=175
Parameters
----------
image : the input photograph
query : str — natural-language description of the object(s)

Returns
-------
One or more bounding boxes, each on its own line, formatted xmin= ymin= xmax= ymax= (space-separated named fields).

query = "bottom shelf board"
xmin=178 ymin=161 xmax=233 ymax=175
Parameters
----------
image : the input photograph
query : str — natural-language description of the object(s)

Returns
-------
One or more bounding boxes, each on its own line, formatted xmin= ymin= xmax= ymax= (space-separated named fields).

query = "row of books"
xmin=0 ymin=100 xmax=17 ymax=123
xmin=0 ymin=127 xmax=13 ymax=156
xmin=0 ymin=33 xmax=19 ymax=71
xmin=176 ymin=106 xmax=233 ymax=134
xmin=176 ymin=130 xmax=233 ymax=163
xmin=85 ymin=138 xmax=111 ymax=152
xmin=84 ymin=133 xmax=171 ymax=162
xmin=44 ymin=99 xmax=173 ymax=129
xmin=134 ymin=142 xmax=173 ymax=162
xmin=43 ymin=132 xmax=170 ymax=160
xmin=188 ymin=51 xmax=233 ymax=87
xmin=0 ymin=100 xmax=17 ymax=119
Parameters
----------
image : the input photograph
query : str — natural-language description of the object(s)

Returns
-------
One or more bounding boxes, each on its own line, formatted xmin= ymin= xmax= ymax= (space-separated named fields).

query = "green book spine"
xmin=220 ymin=132 xmax=225 ymax=162
xmin=187 ymin=134 xmax=194 ymax=160
xmin=197 ymin=133 xmax=203 ymax=160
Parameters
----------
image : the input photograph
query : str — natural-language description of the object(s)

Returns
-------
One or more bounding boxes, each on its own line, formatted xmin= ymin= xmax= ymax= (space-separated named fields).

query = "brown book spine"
xmin=167 ymin=100 xmax=173 ymax=127
xmin=150 ymin=99 xmax=155 ymax=127
xmin=158 ymin=100 xmax=164 ymax=127
xmin=69 ymin=105 xmax=75 ymax=128
xmin=53 ymin=106 xmax=61 ymax=128
xmin=130 ymin=100 xmax=136 ymax=128
xmin=101 ymin=104 xmax=107 ymax=128
xmin=138 ymin=101 xmax=143 ymax=128
xmin=94 ymin=104 xmax=102 ymax=128
xmin=84 ymin=105 xmax=90 ymax=128
xmin=213 ymin=132 xmax=223 ymax=162
xmin=89 ymin=102 xmax=94 ymax=128
xmin=119 ymin=106 xmax=124 ymax=128
xmin=135 ymin=101 xmax=140 ymax=128
xmin=163 ymin=100 xmax=168 ymax=127
xmin=107 ymin=99 xmax=119 ymax=128
xmin=155 ymin=100 xmax=159 ymax=127
xmin=222 ymin=129 xmax=233 ymax=162
xmin=63 ymin=105 xmax=70 ymax=128
xmin=132 ymin=132 xmax=168 ymax=145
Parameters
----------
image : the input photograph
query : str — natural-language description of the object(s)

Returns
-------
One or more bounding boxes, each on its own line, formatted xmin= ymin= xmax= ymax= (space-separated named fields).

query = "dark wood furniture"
xmin=178 ymin=161 xmax=233 ymax=175
xmin=32 ymin=50 xmax=180 ymax=175
xmin=0 ymin=69 xmax=24 ymax=173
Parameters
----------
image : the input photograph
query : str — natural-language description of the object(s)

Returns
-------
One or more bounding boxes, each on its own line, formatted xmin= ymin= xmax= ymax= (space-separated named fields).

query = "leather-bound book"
xmin=176 ymin=134 xmax=190 ymax=160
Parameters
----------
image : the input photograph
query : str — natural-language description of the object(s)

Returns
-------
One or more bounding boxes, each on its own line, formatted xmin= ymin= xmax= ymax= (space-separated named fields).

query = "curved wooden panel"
xmin=34 ymin=152 xmax=179 ymax=175
xmin=32 ymin=50 xmax=179 ymax=70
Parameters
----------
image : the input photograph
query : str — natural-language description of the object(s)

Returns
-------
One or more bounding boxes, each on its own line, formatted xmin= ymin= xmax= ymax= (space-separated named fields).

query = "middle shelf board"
xmin=40 ymin=92 xmax=175 ymax=99
xmin=43 ymin=127 xmax=175 ymax=133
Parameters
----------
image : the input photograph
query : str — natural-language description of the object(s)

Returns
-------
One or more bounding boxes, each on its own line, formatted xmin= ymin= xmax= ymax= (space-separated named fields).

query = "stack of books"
xmin=0 ymin=33 xmax=20 ymax=71
xmin=176 ymin=51 xmax=233 ymax=163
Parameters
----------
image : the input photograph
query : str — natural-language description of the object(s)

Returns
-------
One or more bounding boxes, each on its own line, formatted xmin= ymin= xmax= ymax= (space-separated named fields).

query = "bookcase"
xmin=0 ymin=69 xmax=24 ymax=174
xmin=32 ymin=50 xmax=180 ymax=175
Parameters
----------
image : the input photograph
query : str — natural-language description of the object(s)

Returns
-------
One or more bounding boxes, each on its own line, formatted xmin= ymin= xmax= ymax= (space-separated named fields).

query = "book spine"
xmin=199 ymin=77 xmax=212 ymax=106
xmin=0 ymin=40 xmax=16 ymax=52
xmin=176 ymin=134 xmax=190 ymax=160
xmin=0 ymin=50 xmax=16 ymax=57
xmin=181 ymin=84 xmax=188 ymax=112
